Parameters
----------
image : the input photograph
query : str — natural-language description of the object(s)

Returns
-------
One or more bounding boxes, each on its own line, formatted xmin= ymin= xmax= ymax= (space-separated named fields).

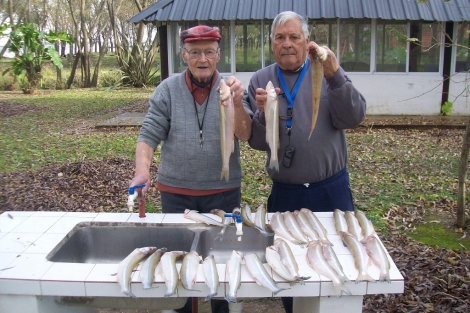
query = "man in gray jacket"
xmin=245 ymin=11 xmax=366 ymax=311
xmin=129 ymin=25 xmax=252 ymax=313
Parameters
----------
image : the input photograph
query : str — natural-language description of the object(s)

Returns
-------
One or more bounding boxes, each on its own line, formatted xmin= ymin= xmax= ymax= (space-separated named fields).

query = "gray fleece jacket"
xmin=245 ymin=62 xmax=366 ymax=185
xmin=138 ymin=72 xmax=243 ymax=190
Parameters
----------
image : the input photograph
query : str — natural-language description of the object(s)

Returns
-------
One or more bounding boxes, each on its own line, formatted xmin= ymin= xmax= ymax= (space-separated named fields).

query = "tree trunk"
xmin=457 ymin=117 xmax=470 ymax=228
xmin=66 ymin=52 xmax=81 ymax=89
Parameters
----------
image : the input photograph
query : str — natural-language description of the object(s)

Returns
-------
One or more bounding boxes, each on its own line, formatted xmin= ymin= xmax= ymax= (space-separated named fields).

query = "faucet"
xmin=127 ymin=184 xmax=146 ymax=218
xmin=224 ymin=208 xmax=243 ymax=240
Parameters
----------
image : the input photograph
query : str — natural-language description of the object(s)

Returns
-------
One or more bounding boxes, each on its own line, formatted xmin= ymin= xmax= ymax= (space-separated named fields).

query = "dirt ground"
xmin=1 ymin=99 xmax=469 ymax=313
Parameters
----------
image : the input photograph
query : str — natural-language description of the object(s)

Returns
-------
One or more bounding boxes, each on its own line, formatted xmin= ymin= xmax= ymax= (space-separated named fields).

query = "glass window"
xmin=376 ymin=22 xmax=407 ymax=72
xmin=171 ymin=21 xmax=231 ymax=74
xmin=234 ymin=21 xmax=262 ymax=72
xmin=409 ymin=22 xmax=440 ymax=72
xmin=339 ymin=20 xmax=371 ymax=72
xmin=455 ymin=22 xmax=470 ymax=72
xmin=309 ymin=21 xmax=337 ymax=53
xmin=264 ymin=21 xmax=274 ymax=67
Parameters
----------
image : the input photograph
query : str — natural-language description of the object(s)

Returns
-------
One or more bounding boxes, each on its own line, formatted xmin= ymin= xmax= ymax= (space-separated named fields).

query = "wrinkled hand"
xmin=307 ymin=41 xmax=340 ymax=77
xmin=255 ymin=87 xmax=281 ymax=112
xmin=225 ymin=76 xmax=245 ymax=107
xmin=129 ymin=172 xmax=151 ymax=195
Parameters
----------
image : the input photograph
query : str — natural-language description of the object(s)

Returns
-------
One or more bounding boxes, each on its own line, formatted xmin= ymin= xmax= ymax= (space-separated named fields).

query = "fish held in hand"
xmin=139 ymin=247 xmax=167 ymax=289
xmin=117 ymin=246 xmax=157 ymax=298
xmin=202 ymin=255 xmax=219 ymax=301
xmin=184 ymin=209 xmax=226 ymax=227
xmin=265 ymin=81 xmax=279 ymax=171
xmin=219 ymin=79 xmax=235 ymax=181
xmin=244 ymin=253 xmax=289 ymax=295
xmin=308 ymin=44 xmax=327 ymax=141
xmin=306 ymin=241 xmax=351 ymax=298
xmin=225 ymin=250 xmax=244 ymax=303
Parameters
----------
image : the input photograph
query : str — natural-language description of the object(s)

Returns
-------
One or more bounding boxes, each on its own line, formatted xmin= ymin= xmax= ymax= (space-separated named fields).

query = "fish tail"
xmin=269 ymin=158 xmax=279 ymax=171
xmin=379 ymin=273 xmax=391 ymax=283
xmin=272 ymin=287 xmax=290 ymax=296
xmin=355 ymin=272 xmax=376 ymax=284
xmin=164 ymin=291 xmax=176 ymax=297
xmin=296 ymin=275 xmax=311 ymax=281
xmin=122 ymin=289 xmax=137 ymax=298
xmin=333 ymin=281 xmax=352 ymax=298
xmin=225 ymin=293 xmax=238 ymax=303
xmin=220 ymin=168 xmax=229 ymax=181
xmin=204 ymin=292 xmax=218 ymax=302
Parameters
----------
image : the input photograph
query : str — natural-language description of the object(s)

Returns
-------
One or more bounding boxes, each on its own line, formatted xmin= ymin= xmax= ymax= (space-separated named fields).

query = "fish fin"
xmin=269 ymin=158 xmax=279 ymax=172
xmin=297 ymin=275 xmax=311 ymax=281
xmin=379 ymin=273 xmax=391 ymax=283
xmin=220 ymin=168 xmax=229 ymax=181
xmin=164 ymin=291 xmax=176 ymax=297
xmin=204 ymin=292 xmax=217 ymax=302
xmin=122 ymin=289 xmax=137 ymax=298
xmin=272 ymin=287 xmax=290 ymax=296
xmin=355 ymin=272 xmax=376 ymax=284
xmin=224 ymin=294 xmax=238 ymax=303
xmin=333 ymin=281 xmax=352 ymax=298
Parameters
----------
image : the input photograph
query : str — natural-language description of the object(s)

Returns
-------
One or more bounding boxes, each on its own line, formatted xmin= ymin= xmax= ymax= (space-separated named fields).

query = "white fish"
xmin=184 ymin=209 xmax=226 ymax=227
xmin=283 ymin=211 xmax=309 ymax=245
xmin=308 ymin=44 xmax=327 ymax=140
xmin=340 ymin=231 xmax=376 ymax=283
xmin=293 ymin=210 xmax=320 ymax=242
xmin=364 ymin=235 xmax=391 ymax=283
xmin=355 ymin=210 xmax=377 ymax=240
xmin=345 ymin=211 xmax=364 ymax=242
xmin=225 ymin=250 xmax=243 ymax=303
xmin=254 ymin=204 xmax=274 ymax=236
xmin=321 ymin=244 xmax=350 ymax=283
xmin=117 ymin=246 xmax=157 ymax=298
xmin=180 ymin=251 xmax=201 ymax=291
xmin=219 ymin=78 xmax=235 ymax=181
xmin=270 ymin=211 xmax=304 ymax=245
xmin=241 ymin=203 xmax=255 ymax=227
xmin=139 ymin=247 xmax=166 ymax=289
xmin=273 ymin=238 xmax=308 ymax=280
xmin=306 ymin=241 xmax=351 ymax=298
xmin=300 ymin=208 xmax=333 ymax=246
xmin=160 ymin=250 xmax=187 ymax=297
xmin=266 ymin=244 xmax=310 ymax=284
xmin=333 ymin=209 xmax=349 ymax=234
xmin=202 ymin=255 xmax=219 ymax=301
xmin=265 ymin=80 xmax=279 ymax=171
xmin=244 ymin=253 xmax=289 ymax=295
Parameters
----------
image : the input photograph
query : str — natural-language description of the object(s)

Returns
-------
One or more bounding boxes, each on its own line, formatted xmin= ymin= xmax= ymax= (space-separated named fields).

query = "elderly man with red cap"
xmin=129 ymin=25 xmax=252 ymax=313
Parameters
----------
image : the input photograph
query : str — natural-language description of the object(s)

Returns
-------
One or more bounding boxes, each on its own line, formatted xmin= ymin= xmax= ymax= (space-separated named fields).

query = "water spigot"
xmin=224 ymin=212 xmax=243 ymax=237
xmin=127 ymin=184 xmax=146 ymax=217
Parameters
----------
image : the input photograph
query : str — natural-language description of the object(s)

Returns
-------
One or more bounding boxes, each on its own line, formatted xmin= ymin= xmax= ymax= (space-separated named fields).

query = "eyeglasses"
xmin=182 ymin=48 xmax=219 ymax=59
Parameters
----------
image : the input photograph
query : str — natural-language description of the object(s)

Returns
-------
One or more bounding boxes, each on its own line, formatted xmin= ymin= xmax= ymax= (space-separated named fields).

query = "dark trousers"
xmin=268 ymin=168 xmax=354 ymax=313
xmin=162 ymin=189 xmax=241 ymax=313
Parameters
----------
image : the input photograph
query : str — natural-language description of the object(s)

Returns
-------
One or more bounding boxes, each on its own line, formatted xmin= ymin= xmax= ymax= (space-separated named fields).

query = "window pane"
xmin=376 ymin=23 xmax=407 ymax=72
xmin=235 ymin=21 xmax=262 ymax=72
xmin=455 ymin=22 xmax=470 ymax=72
xmin=339 ymin=20 xmax=371 ymax=72
xmin=409 ymin=22 xmax=440 ymax=72
xmin=264 ymin=22 xmax=275 ymax=67
xmin=309 ymin=21 xmax=337 ymax=53
xmin=171 ymin=21 xmax=231 ymax=74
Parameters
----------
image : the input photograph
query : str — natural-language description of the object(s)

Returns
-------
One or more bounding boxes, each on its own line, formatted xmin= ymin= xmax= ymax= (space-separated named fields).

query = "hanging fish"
xmin=219 ymin=78 xmax=235 ymax=181
xmin=307 ymin=44 xmax=327 ymax=140
xmin=265 ymin=80 xmax=279 ymax=171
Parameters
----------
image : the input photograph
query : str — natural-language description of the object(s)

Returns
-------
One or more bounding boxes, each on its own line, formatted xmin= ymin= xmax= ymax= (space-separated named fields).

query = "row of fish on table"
xmin=116 ymin=206 xmax=391 ymax=300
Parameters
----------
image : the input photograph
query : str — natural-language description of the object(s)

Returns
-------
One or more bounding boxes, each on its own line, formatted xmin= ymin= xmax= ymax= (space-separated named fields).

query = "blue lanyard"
xmin=276 ymin=59 xmax=309 ymax=133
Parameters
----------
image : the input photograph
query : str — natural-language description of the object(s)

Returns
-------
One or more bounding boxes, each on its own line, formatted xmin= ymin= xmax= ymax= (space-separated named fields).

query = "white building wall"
xmin=448 ymin=73 xmax=470 ymax=116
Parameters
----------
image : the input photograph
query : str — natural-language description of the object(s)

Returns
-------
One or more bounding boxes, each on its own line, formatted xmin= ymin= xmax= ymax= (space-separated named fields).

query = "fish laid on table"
xmin=273 ymin=238 xmax=307 ymax=280
xmin=270 ymin=211 xmax=304 ymax=245
xmin=266 ymin=245 xmax=306 ymax=284
xmin=184 ymin=209 xmax=226 ymax=227
xmin=340 ymin=231 xmax=375 ymax=283
xmin=219 ymin=78 xmax=235 ymax=181
xmin=202 ymin=255 xmax=219 ymax=301
xmin=300 ymin=208 xmax=333 ymax=246
xmin=254 ymin=204 xmax=274 ymax=236
xmin=282 ymin=211 xmax=309 ymax=245
xmin=306 ymin=241 xmax=351 ymax=298
xmin=241 ymin=203 xmax=255 ymax=227
xmin=345 ymin=211 xmax=364 ymax=242
xmin=244 ymin=253 xmax=289 ymax=295
xmin=333 ymin=209 xmax=349 ymax=234
xmin=307 ymin=43 xmax=327 ymax=140
xmin=159 ymin=250 xmax=187 ymax=297
xmin=293 ymin=210 xmax=320 ymax=242
xmin=117 ymin=246 xmax=157 ymax=298
xmin=355 ymin=210 xmax=377 ymax=240
xmin=364 ymin=235 xmax=391 ymax=283
xmin=225 ymin=250 xmax=244 ymax=303
xmin=180 ymin=251 xmax=202 ymax=291
xmin=211 ymin=209 xmax=231 ymax=241
xmin=265 ymin=80 xmax=279 ymax=171
xmin=321 ymin=244 xmax=350 ymax=283
xmin=139 ymin=247 xmax=167 ymax=289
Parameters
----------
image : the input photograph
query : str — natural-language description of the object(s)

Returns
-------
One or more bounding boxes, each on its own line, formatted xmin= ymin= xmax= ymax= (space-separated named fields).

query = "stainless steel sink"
xmin=46 ymin=221 xmax=273 ymax=264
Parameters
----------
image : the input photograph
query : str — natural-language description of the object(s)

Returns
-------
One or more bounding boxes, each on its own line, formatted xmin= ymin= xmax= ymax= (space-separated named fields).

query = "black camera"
xmin=282 ymin=145 xmax=295 ymax=168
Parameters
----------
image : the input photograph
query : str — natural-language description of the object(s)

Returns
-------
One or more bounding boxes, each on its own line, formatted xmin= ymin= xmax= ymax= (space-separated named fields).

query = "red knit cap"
xmin=180 ymin=25 xmax=221 ymax=43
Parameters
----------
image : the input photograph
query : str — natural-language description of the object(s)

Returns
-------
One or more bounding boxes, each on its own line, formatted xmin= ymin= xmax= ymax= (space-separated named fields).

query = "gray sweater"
xmin=138 ymin=72 xmax=242 ymax=190
xmin=245 ymin=62 xmax=366 ymax=185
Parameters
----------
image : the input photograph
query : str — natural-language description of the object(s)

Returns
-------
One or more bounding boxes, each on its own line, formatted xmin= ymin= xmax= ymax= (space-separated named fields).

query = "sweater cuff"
xmin=326 ymin=67 xmax=349 ymax=90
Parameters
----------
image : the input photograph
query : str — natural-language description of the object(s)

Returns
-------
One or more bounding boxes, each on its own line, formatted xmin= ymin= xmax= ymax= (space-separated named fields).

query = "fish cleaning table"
xmin=0 ymin=211 xmax=404 ymax=313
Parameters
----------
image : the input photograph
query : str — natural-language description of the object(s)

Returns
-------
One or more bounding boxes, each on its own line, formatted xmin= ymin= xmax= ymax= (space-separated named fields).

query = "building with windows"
xmin=130 ymin=0 xmax=470 ymax=115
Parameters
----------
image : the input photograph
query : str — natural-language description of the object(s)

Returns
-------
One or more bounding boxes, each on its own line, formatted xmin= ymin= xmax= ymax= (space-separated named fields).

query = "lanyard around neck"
xmin=276 ymin=59 xmax=309 ymax=133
